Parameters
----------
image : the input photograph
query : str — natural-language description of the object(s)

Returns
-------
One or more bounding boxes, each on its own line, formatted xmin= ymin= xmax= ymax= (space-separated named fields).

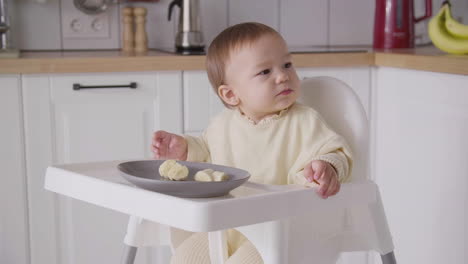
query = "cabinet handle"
xmin=73 ymin=82 xmax=137 ymax=90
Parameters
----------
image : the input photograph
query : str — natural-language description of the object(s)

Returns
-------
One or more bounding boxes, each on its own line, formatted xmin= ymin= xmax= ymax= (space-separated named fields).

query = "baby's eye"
xmin=284 ymin=62 xmax=292 ymax=69
xmin=258 ymin=69 xmax=271 ymax=76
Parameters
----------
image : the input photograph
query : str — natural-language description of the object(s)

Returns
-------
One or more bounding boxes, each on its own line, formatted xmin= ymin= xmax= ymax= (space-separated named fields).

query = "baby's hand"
xmin=151 ymin=130 xmax=188 ymax=160
xmin=304 ymin=160 xmax=340 ymax=199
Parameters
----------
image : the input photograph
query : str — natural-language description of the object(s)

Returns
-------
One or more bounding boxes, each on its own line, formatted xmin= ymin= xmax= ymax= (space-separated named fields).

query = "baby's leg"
xmin=225 ymin=240 xmax=263 ymax=264
xmin=170 ymin=229 xmax=263 ymax=264
xmin=170 ymin=232 xmax=210 ymax=264
xmin=170 ymin=227 xmax=195 ymax=250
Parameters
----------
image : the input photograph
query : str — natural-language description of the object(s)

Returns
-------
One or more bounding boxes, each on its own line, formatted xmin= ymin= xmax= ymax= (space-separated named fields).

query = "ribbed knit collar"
xmin=237 ymin=103 xmax=294 ymax=126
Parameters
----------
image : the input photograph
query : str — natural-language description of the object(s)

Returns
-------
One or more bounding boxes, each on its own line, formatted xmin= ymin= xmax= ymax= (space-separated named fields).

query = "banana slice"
xmin=194 ymin=169 xmax=214 ymax=182
xmin=159 ymin=160 xmax=189 ymax=181
xmin=193 ymin=168 xmax=229 ymax=182
xmin=212 ymin=171 xmax=229 ymax=182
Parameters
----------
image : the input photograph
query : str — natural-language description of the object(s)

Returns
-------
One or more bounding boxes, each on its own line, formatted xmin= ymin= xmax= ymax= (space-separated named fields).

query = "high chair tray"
xmin=45 ymin=160 xmax=377 ymax=232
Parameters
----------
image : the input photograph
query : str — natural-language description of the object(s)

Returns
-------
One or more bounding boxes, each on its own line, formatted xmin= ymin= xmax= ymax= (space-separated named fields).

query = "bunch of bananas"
xmin=428 ymin=1 xmax=468 ymax=54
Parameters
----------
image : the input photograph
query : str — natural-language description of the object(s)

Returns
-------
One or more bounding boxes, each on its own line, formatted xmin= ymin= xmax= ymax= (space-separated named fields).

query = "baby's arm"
xmin=290 ymin=109 xmax=353 ymax=198
xmin=290 ymin=134 xmax=352 ymax=199
xmin=293 ymin=149 xmax=349 ymax=199
xmin=183 ymin=134 xmax=211 ymax=162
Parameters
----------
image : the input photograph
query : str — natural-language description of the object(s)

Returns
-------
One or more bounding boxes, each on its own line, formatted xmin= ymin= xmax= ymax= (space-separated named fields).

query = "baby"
xmin=152 ymin=22 xmax=353 ymax=264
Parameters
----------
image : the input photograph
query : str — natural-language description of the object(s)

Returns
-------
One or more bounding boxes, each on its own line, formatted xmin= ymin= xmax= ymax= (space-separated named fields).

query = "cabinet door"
xmin=372 ymin=68 xmax=468 ymax=264
xmin=183 ymin=71 xmax=224 ymax=135
xmin=23 ymin=72 xmax=182 ymax=264
xmin=0 ymin=75 xmax=29 ymax=264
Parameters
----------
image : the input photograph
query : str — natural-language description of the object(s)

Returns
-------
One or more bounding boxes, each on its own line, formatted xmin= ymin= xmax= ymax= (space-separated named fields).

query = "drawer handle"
xmin=73 ymin=82 xmax=137 ymax=90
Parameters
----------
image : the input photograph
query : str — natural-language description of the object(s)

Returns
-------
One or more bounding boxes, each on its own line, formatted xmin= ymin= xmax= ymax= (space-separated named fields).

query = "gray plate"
xmin=118 ymin=160 xmax=250 ymax=198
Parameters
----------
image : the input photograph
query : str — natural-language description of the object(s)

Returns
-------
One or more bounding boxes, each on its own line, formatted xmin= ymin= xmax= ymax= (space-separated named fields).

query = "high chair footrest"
xmin=121 ymin=245 xmax=137 ymax=264
xmin=381 ymin=251 xmax=397 ymax=264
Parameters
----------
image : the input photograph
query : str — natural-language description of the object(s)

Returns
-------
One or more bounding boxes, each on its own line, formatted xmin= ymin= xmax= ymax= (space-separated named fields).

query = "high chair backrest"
xmin=298 ymin=76 xmax=369 ymax=181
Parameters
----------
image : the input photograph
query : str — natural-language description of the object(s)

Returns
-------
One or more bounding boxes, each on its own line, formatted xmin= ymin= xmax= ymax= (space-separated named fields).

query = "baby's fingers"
xmin=331 ymin=181 xmax=341 ymax=196
xmin=152 ymin=139 xmax=170 ymax=158
xmin=324 ymin=178 xmax=339 ymax=197
xmin=311 ymin=161 xmax=325 ymax=181
xmin=151 ymin=144 xmax=162 ymax=159
xmin=151 ymin=144 xmax=159 ymax=159
xmin=153 ymin=130 xmax=170 ymax=143
xmin=317 ymin=175 xmax=331 ymax=198
xmin=304 ymin=162 xmax=314 ymax=182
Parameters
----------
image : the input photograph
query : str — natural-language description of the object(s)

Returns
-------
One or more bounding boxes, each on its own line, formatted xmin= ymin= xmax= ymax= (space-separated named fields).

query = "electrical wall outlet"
xmin=60 ymin=0 xmax=120 ymax=49
xmin=63 ymin=16 xmax=110 ymax=39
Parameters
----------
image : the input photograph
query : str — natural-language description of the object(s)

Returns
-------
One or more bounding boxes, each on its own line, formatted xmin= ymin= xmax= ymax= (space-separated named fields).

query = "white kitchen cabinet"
xmin=0 ymin=75 xmax=29 ymax=264
xmin=22 ymin=72 xmax=182 ymax=264
xmin=371 ymin=67 xmax=468 ymax=264
xmin=183 ymin=71 xmax=224 ymax=134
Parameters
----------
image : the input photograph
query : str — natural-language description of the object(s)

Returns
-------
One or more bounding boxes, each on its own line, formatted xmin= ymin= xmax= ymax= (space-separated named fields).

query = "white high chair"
xmin=198 ymin=76 xmax=397 ymax=264
xmin=44 ymin=77 xmax=397 ymax=264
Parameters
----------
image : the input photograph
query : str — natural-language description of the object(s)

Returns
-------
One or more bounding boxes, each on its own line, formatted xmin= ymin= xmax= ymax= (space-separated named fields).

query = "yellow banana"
xmin=444 ymin=3 xmax=468 ymax=39
xmin=428 ymin=4 xmax=468 ymax=54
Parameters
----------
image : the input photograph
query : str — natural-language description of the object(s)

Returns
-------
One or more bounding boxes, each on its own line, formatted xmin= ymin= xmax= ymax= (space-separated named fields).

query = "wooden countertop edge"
xmin=0 ymin=51 xmax=467 ymax=75
xmin=374 ymin=53 xmax=468 ymax=75
xmin=0 ymin=55 xmax=207 ymax=74
xmin=0 ymin=53 xmax=375 ymax=74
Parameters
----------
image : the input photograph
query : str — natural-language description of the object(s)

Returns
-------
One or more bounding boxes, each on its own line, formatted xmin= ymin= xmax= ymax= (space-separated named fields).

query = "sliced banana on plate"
xmin=159 ymin=160 xmax=229 ymax=182
xmin=194 ymin=168 xmax=229 ymax=182
xmin=159 ymin=160 xmax=189 ymax=181
xmin=194 ymin=169 xmax=214 ymax=182
xmin=212 ymin=171 xmax=229 ymax=181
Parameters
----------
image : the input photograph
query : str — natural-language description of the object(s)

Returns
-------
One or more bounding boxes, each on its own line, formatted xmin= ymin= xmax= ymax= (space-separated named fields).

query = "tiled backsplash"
xmin=10 ymin=0 xmax=468 ymax=51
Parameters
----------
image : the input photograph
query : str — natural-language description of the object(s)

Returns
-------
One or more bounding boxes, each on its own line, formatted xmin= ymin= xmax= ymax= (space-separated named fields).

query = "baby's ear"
xmin=218 ymin=85 xmax=239 ymax=107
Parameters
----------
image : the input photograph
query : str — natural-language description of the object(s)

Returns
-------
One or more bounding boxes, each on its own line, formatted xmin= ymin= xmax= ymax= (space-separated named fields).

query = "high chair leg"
xmin=381 ymin=251 xmax=397 ymax=264
xmin=208 ymin=230 xmax=228 ymax=264
xmin=121 ymin=245 xmax=137 ymax=264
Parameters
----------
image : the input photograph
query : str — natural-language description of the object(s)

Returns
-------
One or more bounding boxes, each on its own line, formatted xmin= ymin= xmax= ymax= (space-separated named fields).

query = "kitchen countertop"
xmin=374 ymin=46 xmax=468 ymax=75
xmin=0 ymin=46 xmax=467 ymax=75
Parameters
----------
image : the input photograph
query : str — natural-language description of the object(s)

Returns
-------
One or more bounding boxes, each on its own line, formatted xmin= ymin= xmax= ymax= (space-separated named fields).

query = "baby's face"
xmin=223 ymin=33 xmax=300 ymax=122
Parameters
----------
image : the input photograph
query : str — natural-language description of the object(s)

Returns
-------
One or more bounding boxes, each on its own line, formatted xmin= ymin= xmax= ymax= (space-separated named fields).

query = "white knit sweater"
xmin=185 ymin=102 xmax=353 ymax=185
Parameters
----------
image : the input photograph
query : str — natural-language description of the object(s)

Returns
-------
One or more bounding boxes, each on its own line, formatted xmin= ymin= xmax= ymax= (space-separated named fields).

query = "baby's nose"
xmin=276 ymin=71 xmax=290 ymax=84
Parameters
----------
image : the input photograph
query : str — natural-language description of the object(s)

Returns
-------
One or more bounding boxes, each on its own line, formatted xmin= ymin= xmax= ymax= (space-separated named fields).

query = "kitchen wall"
xmin=10 ymin=0 xmax=468 ymax=51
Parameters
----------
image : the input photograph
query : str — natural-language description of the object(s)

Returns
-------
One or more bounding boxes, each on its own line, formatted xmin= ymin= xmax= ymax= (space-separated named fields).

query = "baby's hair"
xmin=206 ymin=22 xmax=282 ymax=107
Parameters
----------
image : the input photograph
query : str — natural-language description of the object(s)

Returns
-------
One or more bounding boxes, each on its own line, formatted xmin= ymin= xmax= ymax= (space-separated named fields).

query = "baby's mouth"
xmin=277 ymin=88 xmax=294 ymax=96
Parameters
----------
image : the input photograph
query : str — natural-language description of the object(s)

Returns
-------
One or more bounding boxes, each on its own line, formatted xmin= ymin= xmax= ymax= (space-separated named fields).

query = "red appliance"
xmin=373 ymin=0 xmax=432 ymax=49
